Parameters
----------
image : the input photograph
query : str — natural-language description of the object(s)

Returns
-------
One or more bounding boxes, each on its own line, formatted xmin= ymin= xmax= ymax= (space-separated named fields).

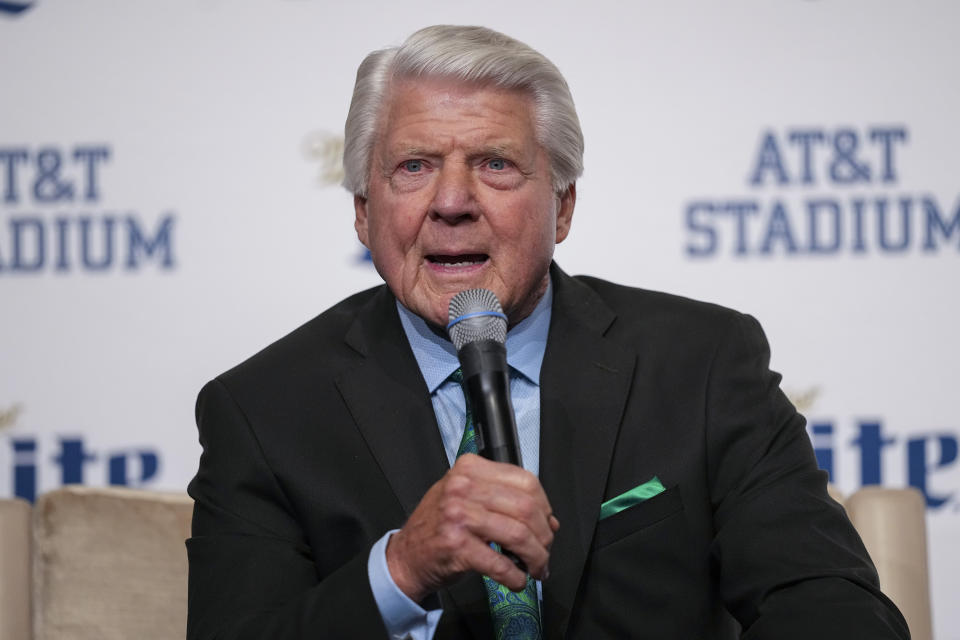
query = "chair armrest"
xmin=845 ymin=486 xmax=932 ymax=640
xmin=0 ymin=498 xmax=32 ymax=640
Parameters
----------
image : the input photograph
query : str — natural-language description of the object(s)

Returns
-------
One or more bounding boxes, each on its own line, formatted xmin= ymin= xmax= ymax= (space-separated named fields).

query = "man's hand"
xmin=385 ymin=453 xmax=560 ymax=603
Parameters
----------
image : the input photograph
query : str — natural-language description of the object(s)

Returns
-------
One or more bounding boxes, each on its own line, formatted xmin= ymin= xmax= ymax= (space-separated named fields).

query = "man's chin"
xmin=401 ymin=281 xmax=503 ymax=333
xmin=397 ymin=296 xmax=455 ymax=336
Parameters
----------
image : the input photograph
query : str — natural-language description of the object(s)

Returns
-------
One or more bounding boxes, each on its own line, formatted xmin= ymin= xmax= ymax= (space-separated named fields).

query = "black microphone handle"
xmin=457 ymin=339 xmax=528 ymax=572
xmin=457 ymin=340 xmax=522 ymax=467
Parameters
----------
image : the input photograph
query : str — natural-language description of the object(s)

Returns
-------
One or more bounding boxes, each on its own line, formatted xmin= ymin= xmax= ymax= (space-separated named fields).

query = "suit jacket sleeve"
xmin=705 ymin=313 xmax=908 ymax=638
xmin=186 ymin=378 xmax=390 ymax=640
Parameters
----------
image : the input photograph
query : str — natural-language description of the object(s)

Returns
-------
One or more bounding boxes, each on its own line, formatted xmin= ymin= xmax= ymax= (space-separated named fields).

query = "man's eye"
xmin=487 ymin=158 xmax=507 ymax=171
xmin=402 ymin=160 xmax=423 ymax=173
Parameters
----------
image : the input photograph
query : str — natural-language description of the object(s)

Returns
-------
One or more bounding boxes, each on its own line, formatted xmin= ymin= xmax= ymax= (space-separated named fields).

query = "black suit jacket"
xmin=187 ymin=265 xmax=909 ymax=639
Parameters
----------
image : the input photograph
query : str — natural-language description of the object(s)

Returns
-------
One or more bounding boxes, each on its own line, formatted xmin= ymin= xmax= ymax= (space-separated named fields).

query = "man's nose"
xmin=429 ymin=163 xmax=477 ymax=220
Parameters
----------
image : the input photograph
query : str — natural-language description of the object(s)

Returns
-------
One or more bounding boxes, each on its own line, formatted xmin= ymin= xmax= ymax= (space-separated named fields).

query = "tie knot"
xmin=449 ymin=367 xmax=464 ymax=386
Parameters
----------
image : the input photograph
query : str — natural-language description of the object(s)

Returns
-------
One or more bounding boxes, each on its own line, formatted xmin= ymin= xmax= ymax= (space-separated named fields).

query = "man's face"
xmin=354 ymin=78 xmax=575 ymax=329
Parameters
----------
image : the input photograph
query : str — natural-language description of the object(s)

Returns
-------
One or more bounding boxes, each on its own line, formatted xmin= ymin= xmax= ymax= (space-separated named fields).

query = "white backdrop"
xmin=2 ymin=1 xmax=957 ymax=636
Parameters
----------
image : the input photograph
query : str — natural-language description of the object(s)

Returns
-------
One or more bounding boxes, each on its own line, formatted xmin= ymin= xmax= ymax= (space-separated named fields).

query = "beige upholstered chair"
xmin=843 ymin=487 xmax=933 ymax=640
xmin=31 ymin=486 xmax=192 ymax=640
xmin=0 ymin=484 xmax=935 ymax=639
xmin=0 ymin=497 xmax=31 ymax=640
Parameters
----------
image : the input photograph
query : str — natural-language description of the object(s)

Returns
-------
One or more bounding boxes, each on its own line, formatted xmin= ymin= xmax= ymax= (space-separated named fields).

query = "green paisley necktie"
xmin=450 ymin=368 xmax=542 ymax=640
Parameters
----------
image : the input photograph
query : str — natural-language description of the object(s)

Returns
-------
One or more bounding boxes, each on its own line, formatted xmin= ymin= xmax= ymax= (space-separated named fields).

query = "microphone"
xmin=446 ymin=288 xmax=522 ymax=467
xmin=447 ymin=289 xmax=526 ymax=571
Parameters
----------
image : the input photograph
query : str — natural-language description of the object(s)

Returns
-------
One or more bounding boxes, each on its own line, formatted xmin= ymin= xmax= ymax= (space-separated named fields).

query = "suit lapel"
xmin=539 ymin=267 xmax=637 ymax=638
xmin=333 ymin=287 xmax=492 ymax=640
xmin=334 ymin=287 xmax=449 ymax=517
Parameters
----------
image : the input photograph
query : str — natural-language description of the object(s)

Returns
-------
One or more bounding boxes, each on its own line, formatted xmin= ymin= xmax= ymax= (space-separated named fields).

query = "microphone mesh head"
xmin=447 ymin=289 xmax=507 ymax=350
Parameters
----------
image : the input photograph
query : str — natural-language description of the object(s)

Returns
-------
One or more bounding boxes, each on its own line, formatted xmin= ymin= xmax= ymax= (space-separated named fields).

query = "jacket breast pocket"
xmin=592 ymin=485 xmax=684 ymax=550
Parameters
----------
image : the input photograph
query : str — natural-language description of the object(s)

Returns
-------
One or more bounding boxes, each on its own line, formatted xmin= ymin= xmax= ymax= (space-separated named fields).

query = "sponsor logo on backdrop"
xmin=789 ymin=389 xmax=959 ymax=511
xmin=0 ymin=144 xmax=176 ymax=274
xmin=1 ymin=403 xmax=162 ymax=502
xmin=301 ymin=130 xmax=372 ymax=263
xmin=685 ymin=125 xmax=960 ymax=257
xmin=0 ymin=1 xmax=35 ymax=16
xmin=301 ymin=131 xmax=344 ymax=187
xmin=809 ymin=420 xmax=958 ymax=510
xmin=0 ymin=404 xmax=22 ymax=430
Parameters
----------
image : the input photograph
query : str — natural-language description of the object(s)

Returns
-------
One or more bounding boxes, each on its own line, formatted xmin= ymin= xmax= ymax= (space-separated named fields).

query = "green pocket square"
xmin=599 ymin=476 xmax=666 ymax=520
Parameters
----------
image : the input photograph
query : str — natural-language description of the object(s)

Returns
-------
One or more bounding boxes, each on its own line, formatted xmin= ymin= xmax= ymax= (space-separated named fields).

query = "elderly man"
xmin=187 ymin=25 xmax=908 ymax=640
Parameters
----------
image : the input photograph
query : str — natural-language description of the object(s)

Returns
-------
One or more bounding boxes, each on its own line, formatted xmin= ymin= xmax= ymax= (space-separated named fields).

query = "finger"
xmin=425 ymin=501 xmax=544 ymax=587
xmin=455 ymin=455 xmax=551 ymax=503
xmin=463 ymin=482 xmax=556 ymax=548
xmin=462 ymin=507 xmax=552 ymax=579
xmin=432 ymin=477 xmax=549 ymax=563
xmin=440 ymin=470 xmax=554 ymax=565
xmin=452 ymin=455 xmax=555 ymax=541
xmin=432 ymin=486 xmax=550 ymax=576
xmin=464 ymin=537 xmax=530 ymax=591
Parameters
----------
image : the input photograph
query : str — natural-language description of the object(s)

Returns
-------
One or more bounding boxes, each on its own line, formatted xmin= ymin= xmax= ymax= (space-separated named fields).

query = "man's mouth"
xmin=426 ymin=254 xmax=489 ymax=268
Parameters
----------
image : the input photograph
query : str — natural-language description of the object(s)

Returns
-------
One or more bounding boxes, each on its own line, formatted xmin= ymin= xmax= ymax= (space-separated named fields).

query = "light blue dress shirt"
xmin=366 ymin=281 xmax=553 ymax=640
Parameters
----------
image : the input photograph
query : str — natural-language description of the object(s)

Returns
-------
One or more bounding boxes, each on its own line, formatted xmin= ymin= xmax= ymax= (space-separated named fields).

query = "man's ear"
xmin=555 ymin=183 xmax=576 ymax=243
xmin=354 ymin=194 xmax=370 ymax=247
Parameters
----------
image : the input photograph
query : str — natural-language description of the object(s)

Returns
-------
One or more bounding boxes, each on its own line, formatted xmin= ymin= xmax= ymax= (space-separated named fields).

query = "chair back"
xmin=845 ymin=486 xmax=933 ymax=640
xmin=32 ymin=486 xmax=193 ymax=640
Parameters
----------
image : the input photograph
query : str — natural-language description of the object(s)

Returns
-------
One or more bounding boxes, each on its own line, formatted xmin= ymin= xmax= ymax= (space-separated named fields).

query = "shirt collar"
xmin=397 ymin=278 xmax=553 ymax=394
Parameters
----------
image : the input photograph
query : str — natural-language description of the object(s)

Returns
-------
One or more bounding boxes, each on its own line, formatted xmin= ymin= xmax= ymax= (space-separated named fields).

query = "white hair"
xmin=342 ymin=25 xmax=584 ymax=197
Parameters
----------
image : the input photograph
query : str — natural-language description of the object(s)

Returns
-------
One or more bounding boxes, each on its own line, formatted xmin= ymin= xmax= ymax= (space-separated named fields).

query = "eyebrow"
xmin=382 ymin=144 xmax=444 ymax=160
xmin=394 ymin=146 xmax=439 ymax=157
xmin=386 ymin=142 xmax=524 ymax=159
xmin=472 ymin=145 xmax=513 ymax=159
